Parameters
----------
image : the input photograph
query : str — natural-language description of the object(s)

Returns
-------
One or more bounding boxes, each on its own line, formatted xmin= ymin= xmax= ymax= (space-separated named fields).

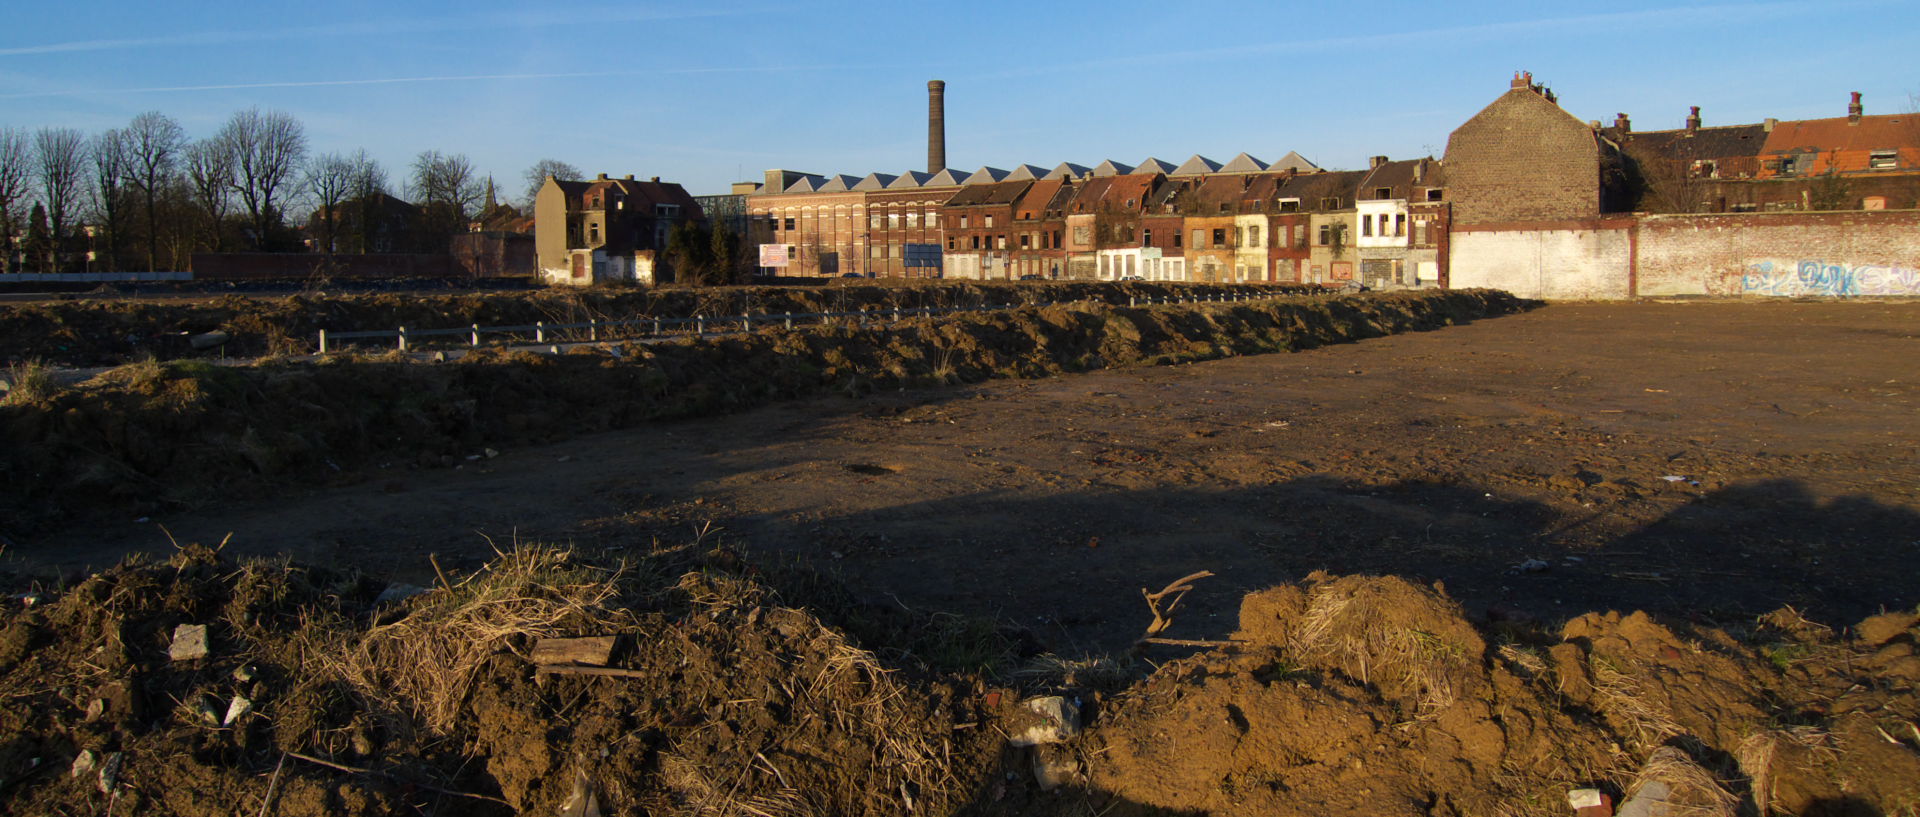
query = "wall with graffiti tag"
xmin=1636 ymin=210 xmax=1920 ymax=297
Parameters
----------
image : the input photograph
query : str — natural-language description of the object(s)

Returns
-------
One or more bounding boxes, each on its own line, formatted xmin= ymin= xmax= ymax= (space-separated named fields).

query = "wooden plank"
xmin=530 ymin=636 xmax=616 ymax=667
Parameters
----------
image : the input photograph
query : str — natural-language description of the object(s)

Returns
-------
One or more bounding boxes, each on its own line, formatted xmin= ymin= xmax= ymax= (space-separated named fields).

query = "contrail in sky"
xmin=0 ymin=66 xmax=840 ymax=100
xmin=0 ymin=7 xmax=749 ymax=57
xmin=970 ymin=1 xmax=1869 ymax=80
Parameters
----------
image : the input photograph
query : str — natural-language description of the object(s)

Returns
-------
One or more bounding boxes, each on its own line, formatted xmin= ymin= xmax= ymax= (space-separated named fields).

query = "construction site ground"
xmin=21 ymin=300 xmax=1918 ymax=653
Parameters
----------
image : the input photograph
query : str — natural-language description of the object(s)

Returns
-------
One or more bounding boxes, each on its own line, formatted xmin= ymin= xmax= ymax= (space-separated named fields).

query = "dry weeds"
xmin=340 ymin=546 xmax=632 ymax=733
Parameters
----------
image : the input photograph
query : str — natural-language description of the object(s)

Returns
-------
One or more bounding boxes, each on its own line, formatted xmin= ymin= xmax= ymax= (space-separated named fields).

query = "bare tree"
xmin=411 ymin=150 xmax=482 ymax=246
xmin=34 ymin=127 xmax=87 ymax=272
xmin=0 ymin=128 xmax=30 ymax=272
xmin=346 ymin=150 xmax=389 ymax=253
xmin=184 ymin=135 xmax=236 ymax=252
xmin=124 ymin=111 xmax=185 ymax=270
xmin=89 ymin=128 xmax=133 ymax=271
xmin=219 ymin=107 xmax=306 ymax=250
xmin=522 ymin=158 xmax=581 ymax=207
xmin=302 ymin=152 xmax=356 ymax=253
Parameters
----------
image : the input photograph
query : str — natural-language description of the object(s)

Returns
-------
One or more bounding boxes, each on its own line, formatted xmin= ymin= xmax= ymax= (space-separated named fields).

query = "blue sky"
xmin=3 ymin=0 xmax=1915 ymax=201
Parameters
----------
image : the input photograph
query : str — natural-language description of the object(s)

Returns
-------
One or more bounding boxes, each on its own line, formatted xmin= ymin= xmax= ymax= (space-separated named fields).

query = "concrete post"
xmin=471 ymin=324 xmax=481 ymax=346
xmin=536 ymin=321 xmax=546 ymax=343
xmin=397 ymin=326 xmax=409 ymax=351
xmin=317 ymin=329 xmax=329 ymax=354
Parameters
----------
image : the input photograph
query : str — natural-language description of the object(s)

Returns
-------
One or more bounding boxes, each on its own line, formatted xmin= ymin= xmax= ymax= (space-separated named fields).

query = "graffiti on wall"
xmin=1734 ymin=260 xmax=1920 ymax=297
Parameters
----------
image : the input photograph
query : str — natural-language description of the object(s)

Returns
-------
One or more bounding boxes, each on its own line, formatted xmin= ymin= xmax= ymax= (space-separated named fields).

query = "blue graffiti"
xmin=1740 ymin=259 xmax=1920 ymax=297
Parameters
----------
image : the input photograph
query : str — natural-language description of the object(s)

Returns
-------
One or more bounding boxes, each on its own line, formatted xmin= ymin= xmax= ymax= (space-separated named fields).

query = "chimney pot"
xmin=650 ymin=176 xmax=660 ymax=183
xmin=596 ymin=173 xmax=608 ymax=180
xmin=623 ymin=174 xmax=634 ymax=180
xmin=1685 ymin=106 xmax=1701 ymax=134
xmin=1614 ymin=112 xmax=1631 ymax=133
xmin=1848 ymin=91 xmax=1863 ymax=123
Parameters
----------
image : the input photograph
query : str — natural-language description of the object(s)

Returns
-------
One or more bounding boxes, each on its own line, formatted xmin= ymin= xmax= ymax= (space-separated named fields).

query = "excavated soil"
xmin=1 ymin=549 xmax=1914 ymax=816
xmin=0 ymin=289 xmax=1521 ymax=538
xmin=0 ymin=281 xmax=1316 ymax=366
xmin=5 ymin=295 xmax=1920 ymax=814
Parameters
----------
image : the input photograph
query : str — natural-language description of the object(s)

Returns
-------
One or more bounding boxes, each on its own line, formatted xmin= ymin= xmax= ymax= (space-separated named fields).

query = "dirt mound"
xmin=0 ymin=544 xmax=1009 ymax=816
xmin=0 ymin=290 xmax=1531 ymax=539
xmin=1086 ymin=574 xmax=1920 ymax=817
xmin=0 ymin=281 xmax=1326 ymax=366
xmin=2 ymin=551 xmax=1915 ymax=816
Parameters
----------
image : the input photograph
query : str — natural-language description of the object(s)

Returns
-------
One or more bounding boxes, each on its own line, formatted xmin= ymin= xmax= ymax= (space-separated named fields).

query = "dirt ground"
xmin=18 ymin=300 xmax=1917 ymax=655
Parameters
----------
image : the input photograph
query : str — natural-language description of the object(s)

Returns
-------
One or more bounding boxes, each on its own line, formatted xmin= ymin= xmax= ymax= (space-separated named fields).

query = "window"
xmin=1124 ymin=227 xmax=1136 ymax=242
xmin=1426 ymin=189 xmax=1444 ymax=202
xmin=947 ymin=236 xmax=956 ymax=250
xmin=1173 ymin=231 xmax=1182 ymax=248
xmin=1249 ymin=225 xmax=1261 ymax=247
xmin=1415 ymin=220 xmax=1428 ymax=245
xmin=870 ymin=245 xmax=884 ymax=258
xmin=588 ymin=225 xmax=599 ymax=243
xmin=1212 ymin=228 xmax=1226 ymax=248
xmin=870 ymin=213 xmax=883 ymax=229
xmin=1869 ymin=150 xmax=1898 ymax=169
xmin=906 ymin=212 xmax=920 ymax=228
xmin=1318 ymin=225 xmax=1331 ymax=245
xmin=1373 ymin=187 xmax=1391 ymax=199
xmin=959 ymin=214 xmax=970 ymax=228
xmin=995 ymin=236 xmax=1006 ymax=249
xmin=1394 ymin=214 xmax=1405 ymax=237
xmin=1232 ymin=226 xmax=1242 ymax=246
xmin=890 ymin=243 xmax=901 ymax=258
xmin=887 ymin=212 xmax=900 ymax=229
xmin=1278 ymin=198 xmax=1299 ymax=213
xmin=1321 ymin=197 xmax=1340 ymax=209
xmin=971 ymin=235 xmax=981 ymax=249
xmin=1126 ymin=198 xmax=1136 ymax=207
xmin=1217 ymin=203 xmax=1230 ymax=214
xmin=1777 ymin=156 xmax=1798 ymax=175
xmin=985 ymin=214 xmax=995 ymax=227
xmin=1361 ymin=217 xmax=1372 ymax=237
xmin=783 ymin=217 xmax=796 ymax=230
xmin=1020 ymin=233 xmax=1032 ymax=249
xmin=1191 ymin=229 xmax=1204 ymax=248
xmin=655 ymin=204 xmax=679 ymax=217
xmin=1099 ymin=256 xmax=1110 ymax=277
xmin=1143 ymin=228 xmax=1152 ymax=246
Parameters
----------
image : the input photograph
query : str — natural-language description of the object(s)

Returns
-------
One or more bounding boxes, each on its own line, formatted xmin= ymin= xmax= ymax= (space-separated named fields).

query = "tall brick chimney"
xmin=1369 ymin=155 xmax=1388 ymax=169
xmin=1848 ymin=91 xmax=1863 ymax=123
xmin=1614 ymin=112 xmax=1631 ymax=133
xmin=1685 ymin=106 xmax=1701 ymax=134
xmin=927 ymin=80 xmax=947 ymax=174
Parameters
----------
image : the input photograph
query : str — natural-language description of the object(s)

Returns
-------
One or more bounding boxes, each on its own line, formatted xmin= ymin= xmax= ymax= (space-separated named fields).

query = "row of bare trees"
xmin=0 ymin=108 xmax=534 ymax=273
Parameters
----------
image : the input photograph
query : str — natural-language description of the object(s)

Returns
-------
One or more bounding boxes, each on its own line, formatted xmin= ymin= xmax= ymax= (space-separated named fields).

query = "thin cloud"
xmin=0 ymin=6 xmax=750 ymax=57
xmin=969 ymin=2 xmax=1862 ymax=81
xmin=0 ymin=65 xmax=848 ymax=100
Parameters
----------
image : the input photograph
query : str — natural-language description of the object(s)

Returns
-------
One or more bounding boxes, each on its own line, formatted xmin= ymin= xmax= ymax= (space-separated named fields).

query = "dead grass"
xmin=1737 ymin=727 xmax=1839 ymax=817
xmin=1014 ymin=653 xmax=1142 ymax=693
xmin=1288 ymin=578 xmax=1482 ymax=715
xmin=1590 ymin=656 xmax=1682 ymax=752
xmin=1630 ymin=746 xmax=1738 ymax=817
xmin=1 ymin=358 xmax=57 ymax=405
xmin=339 ymin=545 xmax=633 ymax=734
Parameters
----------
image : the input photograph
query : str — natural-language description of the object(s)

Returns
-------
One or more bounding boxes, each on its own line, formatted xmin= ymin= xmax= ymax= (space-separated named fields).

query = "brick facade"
xmin=1444 ymin=75 xmax=1605 ymax=225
